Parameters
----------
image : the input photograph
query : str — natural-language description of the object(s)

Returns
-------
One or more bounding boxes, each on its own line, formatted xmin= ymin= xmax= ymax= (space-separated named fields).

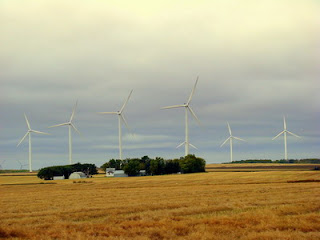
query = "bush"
xmin=179 ymin=154 xmax=206 ymax=174
xmin=165 ymin=159 xmax=181 ymax=174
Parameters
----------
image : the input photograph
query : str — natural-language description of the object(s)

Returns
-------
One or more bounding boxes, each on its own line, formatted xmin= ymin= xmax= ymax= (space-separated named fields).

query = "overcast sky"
xmin=1 ymin=0 xmax=319 ymax=169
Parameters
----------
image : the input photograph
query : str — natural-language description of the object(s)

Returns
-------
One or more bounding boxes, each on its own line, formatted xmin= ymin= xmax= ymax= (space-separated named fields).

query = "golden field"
xmin=1 ymin=165 xmax=320 ymax=240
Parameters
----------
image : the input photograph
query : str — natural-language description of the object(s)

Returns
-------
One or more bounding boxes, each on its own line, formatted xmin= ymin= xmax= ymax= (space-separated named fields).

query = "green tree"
xmin=123 ymin=159 xmax=141 ymax=176
xmin=179 ymin=154 xmax=206 ymax=173
xmin=165 ymin=159 xmax=181 ymax=174
xmin=150 ymin=157 xmax=165 ymax=175
xmin=100 ymin=162 xmax=109 ymax=172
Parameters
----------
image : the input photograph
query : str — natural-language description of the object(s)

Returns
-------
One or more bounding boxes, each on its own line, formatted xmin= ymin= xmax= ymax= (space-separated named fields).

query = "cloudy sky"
xmin=1 ymin=0 xmax=319 ymax=169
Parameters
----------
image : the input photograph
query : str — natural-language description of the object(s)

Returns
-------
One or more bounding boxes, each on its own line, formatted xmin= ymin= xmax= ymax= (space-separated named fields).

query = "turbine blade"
xmin=24 ymin=114 xmax=31 ymax=130
xmin=176 ymin=142 xmax=185 ymax=148
xmin=70 ymin=100 xmax=78 ymax=122
xmin=220 ymin=137 xmax=230 ymax=147
xmin=189 ymin=143 xmax=198 ymax=149
xmin=71 ymin=123 xmax=81 ymax=135
xmin=97 ymin=112 xmax=118 ymax=114
xmin=272 ymin=131 xmax=284 ymax=140
xmin=161 ymin=104 xmax=185 ymax=109
xmin=120 ymin=90 xmax=133 ymax=113
xmin=233 ymin=136 xmax=246 ymax=142
xmin=227 ymin=122 xmax=232 ymax=136
xmin=17 ymin=132 xmax=29 ymax=147
xmin=120 ymin=114 xmax=132 ymax=133
xmin=188 ymin=106 xmax=201 ymax=125
xmin=187 ymin=76 xmax=199 ymax=104
xmin=48 ymin=123 xmax=69 ymax=128
xmin=31 ymin=130 xmax=50 ymax=135
xmin=287 ymin=130 xmax=301 ymax=138
xmin=283 ymin=116 xmax=287 ymax=130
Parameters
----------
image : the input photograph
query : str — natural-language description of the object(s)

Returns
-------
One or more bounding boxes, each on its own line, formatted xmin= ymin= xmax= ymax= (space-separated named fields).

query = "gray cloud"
xmin=1 ymin=1 xmax=319 ymax=169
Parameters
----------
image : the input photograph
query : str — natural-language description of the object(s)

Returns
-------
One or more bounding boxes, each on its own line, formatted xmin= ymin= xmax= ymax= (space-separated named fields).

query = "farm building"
xmin=69 ymin=172 xmax=87 ymax=179
xmin=106 ymin=170 xmax=128 ymax=177
xmin=106 ymin=168 xmax=116 ymax=177
xmin=106 ymin=169 xmax=146 ymax=177
xmin=53 ymin=176 xmax=65 ymax=180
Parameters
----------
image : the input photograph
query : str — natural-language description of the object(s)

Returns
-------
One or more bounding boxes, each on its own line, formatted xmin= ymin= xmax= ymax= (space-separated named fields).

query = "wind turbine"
xmin=17 ymin=114 xmax=49 ymax=172
xmin=98 ymin=90 xmax=133 ymax=160
xmin=272 ymin=116 xmax=300 ymax=160
xmin=220 ymin=122 xmax=246 ymax=162
xmin=49 ymin=101 xmax=80 ymax=164
xmin=17 ymin=160 xmax=28 ymax=170
xmin=161 ymin=77 xmax=200 ymax=156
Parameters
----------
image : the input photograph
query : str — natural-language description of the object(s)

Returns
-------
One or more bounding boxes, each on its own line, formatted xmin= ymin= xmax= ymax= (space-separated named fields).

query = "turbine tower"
xmin=161 ymin=77 xmax=200 ymax=156
xmin=17 ymin=114 xmax=49 ymax=172
xmin=98 ymin=90 xmax=133 ymax=160
xmin=220 ymin=122 xmax=246 ymax=162
xmin=272 ymin=116 xmax=300 ymax=160
xmin=49 ymin=101 xmax=80 ymax=164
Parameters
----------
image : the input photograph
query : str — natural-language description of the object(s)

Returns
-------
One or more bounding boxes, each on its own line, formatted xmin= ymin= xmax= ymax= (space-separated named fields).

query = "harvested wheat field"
xmin=1 ymin=167 xmax=320 ymax=239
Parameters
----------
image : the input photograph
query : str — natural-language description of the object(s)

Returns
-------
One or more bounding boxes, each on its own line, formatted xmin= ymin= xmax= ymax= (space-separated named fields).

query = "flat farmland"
xmin=1 ymin=166 xmax=320 ymax=239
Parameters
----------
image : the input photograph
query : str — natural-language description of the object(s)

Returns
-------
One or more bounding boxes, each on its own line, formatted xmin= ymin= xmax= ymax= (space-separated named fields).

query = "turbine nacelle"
xmin=272 ymin=116 xmax=301 ymax=160
xmin=47 ymin=101 xmax=80 ymax=164
xmin=48 ymin=102 xmax=81 ymax=135
xmin=161 ymin=76 xmax=200 ymax=156
xmin=176 ymin=141 xmax=198 ymax=149
xmin=98 ymin=90 xmax=133 ymax=160
xmin=272 ymin=117 xmax=301 ymax=140
xmin=17 ymin=114 xmax=50 ymax=147
xmin=220 ymin=122 xmax=246 ymax=162
xmin=17 ymin=114 xmax=50 ymax=172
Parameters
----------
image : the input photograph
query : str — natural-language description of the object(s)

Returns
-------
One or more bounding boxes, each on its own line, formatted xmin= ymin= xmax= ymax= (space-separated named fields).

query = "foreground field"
xmin=1 ymin=167 xmax=320 ymax=239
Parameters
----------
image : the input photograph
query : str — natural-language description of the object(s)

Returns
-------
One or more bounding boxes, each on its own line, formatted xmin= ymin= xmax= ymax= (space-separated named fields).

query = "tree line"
xmin=101 ymin=154 xmax=206 ymax=176
xmin=229 ymin=158 xmax=320 ymax=164
xmin=37 ymin=163 xmax=98 ymax=180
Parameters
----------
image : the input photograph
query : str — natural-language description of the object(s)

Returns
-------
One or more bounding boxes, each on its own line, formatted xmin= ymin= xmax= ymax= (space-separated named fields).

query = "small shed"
xmin=53 ymin=176 xmax=65 ymax=180
xmin=114 ymin=170 xmax=128 ymax=177
xmin=105 ymin=170 xmax=128 ymax=177
xmin=69 ymin=172 xmax=87 ymax=179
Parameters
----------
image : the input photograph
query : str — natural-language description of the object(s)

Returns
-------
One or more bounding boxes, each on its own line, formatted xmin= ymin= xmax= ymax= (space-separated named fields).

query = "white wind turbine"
xmin=220 ymin=122 xmax=246 ymax=162
xmin=161 ymin=77 xmax=201 ymax=156
xmin=17 ymin=114 xmax=49 ymax=172
xmin=0 ymin=160 xmax=6 ymax=170
xmin=272 ymin=116 xmax=301 ymax=160
xmin=17 ymin=160 xmax=28 ymax=170
xmin=98 ymin=90 xmax=133 ymax=160
xmin=49 ymin=101 xmax=80 ymax=164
